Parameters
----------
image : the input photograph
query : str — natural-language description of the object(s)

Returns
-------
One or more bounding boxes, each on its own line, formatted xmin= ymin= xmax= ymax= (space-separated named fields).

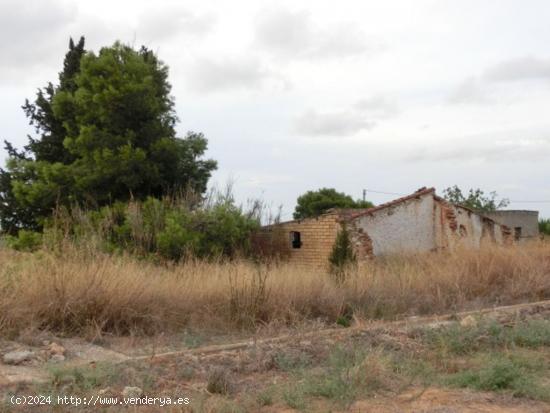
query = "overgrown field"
xmin=5 ymin=305 xmax=550 ymax=412
xmin=1 ymin=242 xmax=549 ymax=338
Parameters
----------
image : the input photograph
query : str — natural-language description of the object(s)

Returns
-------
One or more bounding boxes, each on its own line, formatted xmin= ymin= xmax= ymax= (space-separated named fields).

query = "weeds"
xmin=0 ymin=243 xmax=549 ymax=336
xmin=206 ymin=368 xmax=233 ymax=395
xmin=423 ymin=319 xmax=550 ymax=355
xmin=447 ymin=353 xmax=550 ymax=401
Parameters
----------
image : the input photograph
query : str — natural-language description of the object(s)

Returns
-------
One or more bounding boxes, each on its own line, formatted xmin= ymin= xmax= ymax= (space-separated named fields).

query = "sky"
xmin=1 ymin=0 xmax=549 ymax=220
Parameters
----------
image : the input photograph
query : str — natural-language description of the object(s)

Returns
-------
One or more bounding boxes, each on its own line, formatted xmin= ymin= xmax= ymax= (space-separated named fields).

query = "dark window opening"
xmin=459 ymin=224 xmax=467 ymax=237
xmin=514 ymin=227 xmax=522 ymax=241
xmin=290 ymin=231 xmax=302 ymax=249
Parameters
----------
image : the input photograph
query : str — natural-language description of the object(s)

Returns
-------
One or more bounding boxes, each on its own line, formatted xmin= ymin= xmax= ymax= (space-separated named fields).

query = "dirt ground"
xmin=1 ymin=300 xmax=550 ymax=412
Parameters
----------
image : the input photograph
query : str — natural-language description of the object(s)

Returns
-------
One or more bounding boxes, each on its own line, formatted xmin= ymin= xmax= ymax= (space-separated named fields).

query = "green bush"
xmin=539 ymin=218 xmax=550 ymax=236
xmin=6 ymin=230 xmax=42 ymax=252
xmin=329 ymin=225 xmax=356 ymax=281
xmin=41 ymin=193 xmax=260 ymax=261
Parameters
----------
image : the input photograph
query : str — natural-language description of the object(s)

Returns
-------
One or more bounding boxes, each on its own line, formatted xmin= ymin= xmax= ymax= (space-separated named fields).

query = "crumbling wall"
xmin=483 ymin=210 xmax=539 ymax=241
xmin=251 ymin=213 xmax=342 ymax=268
xmin=352 ymin=192 xmax=436 ymax=256
xmin=434 ymin=198 xmax=513 ymax=249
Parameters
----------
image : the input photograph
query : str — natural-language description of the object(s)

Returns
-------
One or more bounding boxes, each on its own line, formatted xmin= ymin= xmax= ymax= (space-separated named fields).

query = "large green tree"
xmin=1 ymin=39 xmax=217 ymax=234
xmin=293 ymin=188 xmax=373 ymax=219
xmin=443 ymin=185 xmax=509 ymax=212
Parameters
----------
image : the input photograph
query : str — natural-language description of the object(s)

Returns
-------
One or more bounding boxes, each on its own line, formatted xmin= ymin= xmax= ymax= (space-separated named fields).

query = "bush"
xmin=6 ymin=230 xmax=42 ymax=252
xmin=41 ymin=192 xmax=260 ymax=261
xmin=329 ymin=225 xmax=356 ymax=281
xmin=539 ymin=218 xmax=550 ymax=236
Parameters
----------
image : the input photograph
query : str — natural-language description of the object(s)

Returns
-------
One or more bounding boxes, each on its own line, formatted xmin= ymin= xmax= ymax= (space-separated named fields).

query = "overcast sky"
xmin=1 ymin=0 xmax=550 ymax=219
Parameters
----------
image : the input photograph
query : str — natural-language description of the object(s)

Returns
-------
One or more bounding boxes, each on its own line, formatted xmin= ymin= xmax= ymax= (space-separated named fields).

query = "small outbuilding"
xmin=252 ymin=187 xmax=517 ymax=267
xmin=482 ymin=210 xmax=539 ymax=242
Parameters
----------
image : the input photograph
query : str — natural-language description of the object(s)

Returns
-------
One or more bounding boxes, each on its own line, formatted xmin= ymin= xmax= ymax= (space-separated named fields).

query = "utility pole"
xmin=362 ymin=189 xmax=366 ymax=202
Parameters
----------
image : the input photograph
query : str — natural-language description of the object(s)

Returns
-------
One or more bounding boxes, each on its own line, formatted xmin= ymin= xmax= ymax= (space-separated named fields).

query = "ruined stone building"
xmin=482 ymin=210 xmax=539 ymax=242
xmin=252 ymin=187 xmax=532 ymax=268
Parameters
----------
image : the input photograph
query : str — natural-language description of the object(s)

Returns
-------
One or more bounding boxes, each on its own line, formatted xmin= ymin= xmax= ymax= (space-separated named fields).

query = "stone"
xmin=122 ymin=386 xmax=143 ymax=398
xmin=460 ymin=315 xmax=478 ymax=328
xmin=2 ymin=350 xmax=35 ymax=365
xmin=48 ymin=342 xmax=66 ymax=356
xmin=50 ymin=354 xmax=66 ymax=363
xmin=98 ymin=387 xmax=111 ymax=395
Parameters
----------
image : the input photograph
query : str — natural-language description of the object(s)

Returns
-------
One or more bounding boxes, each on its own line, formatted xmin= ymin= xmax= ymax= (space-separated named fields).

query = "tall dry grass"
xmin=0 ymin=243 xmax=549 ymax=337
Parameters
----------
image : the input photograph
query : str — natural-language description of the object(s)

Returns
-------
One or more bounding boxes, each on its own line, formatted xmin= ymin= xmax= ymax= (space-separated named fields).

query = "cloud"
xmin=484 ymin=56 xmax=550 ymax=82
xmin=254 ymin=8 xmax=377 ymax=60
xmin=294 ymin=96 xmax=398 ymax=137
xmin=353 ymin=96 xmax=399 ymax=118
xmin=0 ymin=0 xmax=78 ymax=82
xmin=185 ymin=56 xmax=284 ymax=93
xmin=448 ymin=77 xmax=491 ymax=104
xmin=137 ymin=7 xmax=215 ymax=42
xmin=407 ymin=136 xmax=550 ymax=162
xmin=294 ymin=109 xmax=375 ymax=137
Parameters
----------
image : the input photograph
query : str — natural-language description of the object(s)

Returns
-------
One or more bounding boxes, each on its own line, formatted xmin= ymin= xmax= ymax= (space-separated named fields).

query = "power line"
xmin=363 ymin=188 xmax=406 ymax=196
xmin=363 ymin=188 xmax=550 ymax=204
xmin=509 ymin=200 xmax=550 ymax=203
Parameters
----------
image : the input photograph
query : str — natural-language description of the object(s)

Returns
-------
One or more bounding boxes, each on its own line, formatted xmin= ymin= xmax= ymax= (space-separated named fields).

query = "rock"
xmin=98 ymin=387 xmax=111 ymax=395
xmin=122 ymin=386 xmax=143 ymax=398
xmin=50 ymin=354 xmax=66 ymax=363
xmin=48 ymin=342 xmax=66 ymax=356
xmin=2 ymin=350 xmax=35 ymax=365
xmin=460 ymin=315 xmax=478 ymax=328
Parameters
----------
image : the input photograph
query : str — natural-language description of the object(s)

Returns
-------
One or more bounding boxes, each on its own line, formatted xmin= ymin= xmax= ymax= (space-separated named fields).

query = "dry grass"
xmin=0 ymin=243 xmax=549 ymax=337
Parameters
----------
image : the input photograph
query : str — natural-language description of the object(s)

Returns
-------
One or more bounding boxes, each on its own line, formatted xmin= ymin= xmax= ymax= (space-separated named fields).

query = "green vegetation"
xmin=49 ymin=362 xmax=120 ymax=392
xmin=539 ymin=218 xmax=550 ymax=236
xmin=443 ymin=185 xmax=509 ymax=211
xmin=293 ymin=188 xmax=373 ymax=219
xmin=269 ymin=319 xmax=550 ymax=410
xmin=1 ymin=38 xmax=216 ymax=235
xmin=421 ymin=319 xmax=550 ymax=354
xmin=447 ymin=353 xmax=549 ymax=401
xmin=5 ymin=229 xmax=42 ymax=252
xmin=329 ymin=224 xmax=356 ymax=281
xmin=40 ymin=192 xmax=260 ymax=261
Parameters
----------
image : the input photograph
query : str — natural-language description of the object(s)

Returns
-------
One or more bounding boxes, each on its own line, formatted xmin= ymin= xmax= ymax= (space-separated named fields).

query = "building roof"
xmin=347 ymin=187 xmax=436 ymax=221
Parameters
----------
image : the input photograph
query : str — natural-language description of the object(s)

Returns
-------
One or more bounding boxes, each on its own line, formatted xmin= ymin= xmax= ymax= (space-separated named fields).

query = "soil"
xmin=1 ymin=299 xmax=550 ymax=412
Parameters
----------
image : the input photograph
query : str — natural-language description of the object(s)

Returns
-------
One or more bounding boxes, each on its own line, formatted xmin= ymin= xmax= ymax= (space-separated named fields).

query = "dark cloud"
xmin=484 ymin=56 xmax=550 ymax=82
xmin=254 ymin=8 xmax=377 ymax=60
xmin=137 ymin=7 xmax=215 ymax=42
xmin=294 ymin=109 xmax=375 ymax=137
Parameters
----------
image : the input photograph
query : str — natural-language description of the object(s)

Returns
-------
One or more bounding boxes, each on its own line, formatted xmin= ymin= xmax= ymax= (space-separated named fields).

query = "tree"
xmin=0 ymin=38 xmax=86 ymax=234
xmin=293 ymin=188 xmax=373 ymax=219
xmin=329 ymin=225 xmax=356 ymax=280
xmin=443 ymin=185 xmax=509 ymax=212
xmin=1 ymin=39 xmax=217 ymax=234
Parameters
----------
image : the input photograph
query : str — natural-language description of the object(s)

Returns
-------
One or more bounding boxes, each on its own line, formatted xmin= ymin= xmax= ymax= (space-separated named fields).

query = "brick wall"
xmin=252 ymin=212 xmax=343 ymax=268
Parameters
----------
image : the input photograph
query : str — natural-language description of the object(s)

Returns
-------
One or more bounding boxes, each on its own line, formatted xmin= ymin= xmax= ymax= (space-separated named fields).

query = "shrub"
xmin=6 ymin=230 xmax=42 ymax=252
xmin=41 ymin=192 xmax=260 ymax=261
xmin=329 ymin=225 xmax=356 ymax=282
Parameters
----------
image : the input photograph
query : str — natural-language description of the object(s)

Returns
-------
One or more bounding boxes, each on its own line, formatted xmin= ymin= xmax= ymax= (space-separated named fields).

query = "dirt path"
xmin=2 ymin=299 xmax=550 ymax=412
xmin=2 ymin=299 xmax=550 ymax=385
